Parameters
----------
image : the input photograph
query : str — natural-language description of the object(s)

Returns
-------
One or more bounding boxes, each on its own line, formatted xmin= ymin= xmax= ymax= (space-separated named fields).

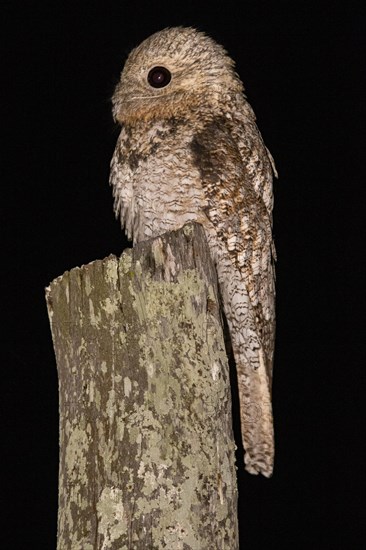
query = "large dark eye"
xmin=147 ymin=66 xmax=171 ymax=88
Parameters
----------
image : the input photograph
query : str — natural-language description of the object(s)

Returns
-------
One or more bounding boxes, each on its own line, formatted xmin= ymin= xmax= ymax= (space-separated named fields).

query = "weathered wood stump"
xmin=46 ymin=222 xmax=238 ymax=549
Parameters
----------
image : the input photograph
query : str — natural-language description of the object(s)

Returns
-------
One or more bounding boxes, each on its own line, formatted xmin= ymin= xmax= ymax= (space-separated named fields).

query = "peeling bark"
xmin=46 ymin=222 xmax=238 ymax=549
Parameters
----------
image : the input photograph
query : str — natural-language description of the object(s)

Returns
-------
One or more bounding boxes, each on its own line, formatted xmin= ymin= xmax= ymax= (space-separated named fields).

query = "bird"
xmin=110 ymin=26 xmax=277 ymax=477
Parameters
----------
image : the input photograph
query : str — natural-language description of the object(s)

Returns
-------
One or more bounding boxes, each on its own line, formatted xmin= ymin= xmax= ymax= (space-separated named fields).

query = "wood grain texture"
xmin=46 ymin=223 xmax=238 ymax=550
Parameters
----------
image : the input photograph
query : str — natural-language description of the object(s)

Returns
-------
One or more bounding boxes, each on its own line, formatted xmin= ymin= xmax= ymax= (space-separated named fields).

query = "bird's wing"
xmin=191 ymin=119 xmax=276 ymax=476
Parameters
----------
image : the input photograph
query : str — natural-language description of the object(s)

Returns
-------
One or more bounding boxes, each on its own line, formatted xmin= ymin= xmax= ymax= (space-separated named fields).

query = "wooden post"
xmin=46 ymin=222 xmax=238 ymax=549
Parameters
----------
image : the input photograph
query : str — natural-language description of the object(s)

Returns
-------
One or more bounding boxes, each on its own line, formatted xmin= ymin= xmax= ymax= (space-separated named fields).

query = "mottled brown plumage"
xmin=110 ymin=27 xmax=277 ymax=476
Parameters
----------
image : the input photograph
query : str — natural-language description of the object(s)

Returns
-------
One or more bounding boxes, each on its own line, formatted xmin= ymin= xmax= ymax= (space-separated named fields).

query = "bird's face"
xmin=112 ymin=27 xmax=243 ymax=125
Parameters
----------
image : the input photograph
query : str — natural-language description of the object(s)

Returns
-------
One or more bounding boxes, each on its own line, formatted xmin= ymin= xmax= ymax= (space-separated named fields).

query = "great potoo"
xmin=110 ymin=26 xmax=277 ymax=477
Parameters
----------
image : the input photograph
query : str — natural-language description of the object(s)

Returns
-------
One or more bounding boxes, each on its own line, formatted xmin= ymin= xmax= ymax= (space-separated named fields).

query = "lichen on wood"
xmin=46 ymin=222 xmax=238 ymax=549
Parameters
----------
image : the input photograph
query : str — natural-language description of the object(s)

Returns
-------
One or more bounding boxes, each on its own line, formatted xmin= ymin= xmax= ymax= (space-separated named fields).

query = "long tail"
xmin=217 ymin=259 xmax=275 ymax=477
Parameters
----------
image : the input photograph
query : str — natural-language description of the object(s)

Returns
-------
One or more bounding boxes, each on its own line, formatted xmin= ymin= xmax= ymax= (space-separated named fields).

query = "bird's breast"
xmin=115 ymin=122 xmax=209 ymax=244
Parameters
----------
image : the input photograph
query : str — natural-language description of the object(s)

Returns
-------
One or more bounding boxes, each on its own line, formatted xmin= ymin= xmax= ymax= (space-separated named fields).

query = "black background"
xmin=3 ymin=1 xmax=365 ymax=548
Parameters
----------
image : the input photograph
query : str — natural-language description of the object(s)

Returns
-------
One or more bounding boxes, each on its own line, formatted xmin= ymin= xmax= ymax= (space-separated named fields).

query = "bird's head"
xmin=112 ymin=27 xmax=243 ymax=125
